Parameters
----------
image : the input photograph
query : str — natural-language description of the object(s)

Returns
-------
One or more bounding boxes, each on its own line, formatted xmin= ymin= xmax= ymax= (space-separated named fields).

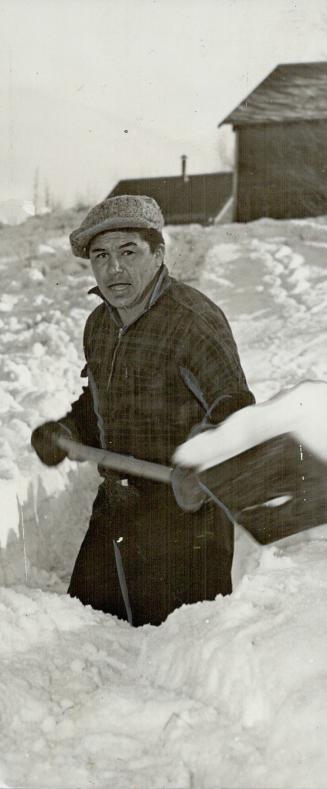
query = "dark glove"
xmin=171 ymin=466 xmax=208 ymax=512
xmin=171 ymin=421 xmax=215 ymax=512
xmin=31 ymin=421 xmax=70 ymax=466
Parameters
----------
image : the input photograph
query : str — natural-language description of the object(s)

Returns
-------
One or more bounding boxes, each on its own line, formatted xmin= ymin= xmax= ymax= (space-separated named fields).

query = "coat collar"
xmin=88 ymin=264 xmax=171 ymax=327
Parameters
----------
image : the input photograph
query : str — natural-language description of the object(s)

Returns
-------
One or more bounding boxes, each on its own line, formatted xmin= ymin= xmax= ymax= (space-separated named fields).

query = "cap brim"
xmin=70 ymin=216 xmax=162 ymax=259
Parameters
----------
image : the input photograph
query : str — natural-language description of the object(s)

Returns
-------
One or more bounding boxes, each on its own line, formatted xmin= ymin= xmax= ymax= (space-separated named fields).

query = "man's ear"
xmin=154 ymin=244 xmax=165 ymax=267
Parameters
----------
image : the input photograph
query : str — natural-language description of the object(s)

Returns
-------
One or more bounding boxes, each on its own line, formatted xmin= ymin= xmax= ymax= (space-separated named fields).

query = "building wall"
xmin=236 ymin=121 xmax=327 ymax=222
xmin=110 ymin=173 xmax=233 ymax=225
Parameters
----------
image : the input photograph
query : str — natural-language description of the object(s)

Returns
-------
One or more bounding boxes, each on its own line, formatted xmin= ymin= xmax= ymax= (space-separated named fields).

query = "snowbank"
xmin=0 ymin=537 xmax=327 ymax=788
xmin=0 ymin=215 xmax=100 ymax=587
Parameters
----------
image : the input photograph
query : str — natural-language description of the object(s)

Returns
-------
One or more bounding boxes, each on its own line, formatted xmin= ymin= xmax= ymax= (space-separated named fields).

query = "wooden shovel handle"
xmin=57 ymin=435 xmax=173 ymax=484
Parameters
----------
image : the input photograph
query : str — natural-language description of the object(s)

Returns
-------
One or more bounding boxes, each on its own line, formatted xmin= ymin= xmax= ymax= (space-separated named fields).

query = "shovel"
xmin=57 ymin=433 xmax=327 ymax=546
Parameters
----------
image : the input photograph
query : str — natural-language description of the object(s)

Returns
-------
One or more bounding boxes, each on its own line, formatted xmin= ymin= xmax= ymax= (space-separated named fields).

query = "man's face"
xmin=88 ymin=230 xmax=164 ymax=308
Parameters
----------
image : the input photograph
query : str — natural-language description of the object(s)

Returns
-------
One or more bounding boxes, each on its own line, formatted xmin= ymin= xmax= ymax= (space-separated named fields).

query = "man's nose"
xmin=110 ymin=256 xmax=123 ymax=273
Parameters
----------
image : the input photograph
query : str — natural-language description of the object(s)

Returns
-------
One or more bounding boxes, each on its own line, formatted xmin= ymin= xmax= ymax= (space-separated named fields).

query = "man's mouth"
xmin=107 ymin=282 xmax=130 ymax=292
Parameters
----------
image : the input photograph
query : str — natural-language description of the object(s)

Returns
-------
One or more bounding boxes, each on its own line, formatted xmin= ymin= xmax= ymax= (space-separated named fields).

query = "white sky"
xmin=1 ymin=0 xmax=327 ymax=208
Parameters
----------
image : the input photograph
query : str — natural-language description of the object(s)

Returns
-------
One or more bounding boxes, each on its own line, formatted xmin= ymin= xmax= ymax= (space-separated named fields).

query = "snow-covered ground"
xmin=0 ymin=210 xmax=327 ymax=788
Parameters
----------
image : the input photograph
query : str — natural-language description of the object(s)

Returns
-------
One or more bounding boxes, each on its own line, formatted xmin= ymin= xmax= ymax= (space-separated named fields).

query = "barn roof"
xmin=108 ymin=172 xmax=233 ymax=225
xmin=220 ymin=61 xmax=327 ymax=126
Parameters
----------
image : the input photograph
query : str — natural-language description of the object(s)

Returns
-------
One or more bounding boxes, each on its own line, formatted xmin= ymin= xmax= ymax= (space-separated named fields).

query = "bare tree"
xmin=44 ymin=179 xmax=51 ymax=210
xmin=33 ymin=168 xmax=40 ymax=214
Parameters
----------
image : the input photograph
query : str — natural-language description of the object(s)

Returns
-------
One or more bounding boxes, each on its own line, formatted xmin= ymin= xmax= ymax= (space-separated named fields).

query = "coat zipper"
xmin=103 ymin=269 xmax=170 ymax=394
xmin=107 ymin=327 xmax=124 ymax=391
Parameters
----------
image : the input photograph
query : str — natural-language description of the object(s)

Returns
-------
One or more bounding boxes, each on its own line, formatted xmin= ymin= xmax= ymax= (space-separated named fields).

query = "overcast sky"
xmin=1 ymin=0 xmax=327 ymax=208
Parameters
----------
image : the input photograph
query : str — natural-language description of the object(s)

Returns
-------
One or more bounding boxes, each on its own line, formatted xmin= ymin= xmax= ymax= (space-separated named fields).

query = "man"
xmin=31 ymin=194 xmax=254 ymax=627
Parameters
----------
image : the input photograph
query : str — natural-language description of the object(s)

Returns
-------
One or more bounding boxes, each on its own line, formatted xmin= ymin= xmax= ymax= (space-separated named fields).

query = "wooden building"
xmin=220 ymin=62 xmax=327 ymax=222
xmin=108 ymin=157 xmax=232 ymax=225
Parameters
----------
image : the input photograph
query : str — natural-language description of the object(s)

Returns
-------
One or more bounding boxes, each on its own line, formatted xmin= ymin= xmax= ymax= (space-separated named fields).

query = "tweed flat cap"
xmin=70 ymin=195 xmax=165 ymax=258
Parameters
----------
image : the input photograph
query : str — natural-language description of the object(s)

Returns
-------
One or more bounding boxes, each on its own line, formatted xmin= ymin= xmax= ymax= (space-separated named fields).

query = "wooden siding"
xmin=236 ymin=121 xmax=327 ymax=222
xmin=109 ymin=173 xmax=233 ymax=225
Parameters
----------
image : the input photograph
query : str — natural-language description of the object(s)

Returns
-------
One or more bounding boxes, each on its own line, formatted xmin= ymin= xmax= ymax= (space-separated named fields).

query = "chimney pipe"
xmin=181 ymin=154 xmax=187 ymax=182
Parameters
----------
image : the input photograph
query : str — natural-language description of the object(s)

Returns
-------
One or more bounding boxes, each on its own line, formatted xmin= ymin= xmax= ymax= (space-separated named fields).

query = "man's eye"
xmin=121 ymin=249 xmax=134 ymax=256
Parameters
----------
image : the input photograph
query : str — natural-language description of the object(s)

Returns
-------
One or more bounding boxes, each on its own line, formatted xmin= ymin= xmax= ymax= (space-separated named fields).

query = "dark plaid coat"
xmin=61 ymin=265 xmax=255 ymax=626
xmin=62 ymin=265 xmax=253 ymax=458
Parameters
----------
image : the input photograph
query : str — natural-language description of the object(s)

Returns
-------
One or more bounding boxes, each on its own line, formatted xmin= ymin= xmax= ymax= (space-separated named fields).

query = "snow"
xmin=138 ymin=538 xmax=327 ymax=788
xmin=37 ymin=244 xmax=55 ymax=256
xmin=0 ymin=211 xmax=327 ymax=787
xmin=1 ymin=540 xmax=327 ymax=788
xmin=0 ymin=199 xmax=35 ymax=226
xmin=173 ymin=380 xmax=327 ymax=470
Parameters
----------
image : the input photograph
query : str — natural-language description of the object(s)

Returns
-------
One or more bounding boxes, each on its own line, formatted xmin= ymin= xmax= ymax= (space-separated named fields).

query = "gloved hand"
xmin=171 ymin=466 xmax=208 ymax=512
xmin=31 ymin=421 xmax=70 ymax=466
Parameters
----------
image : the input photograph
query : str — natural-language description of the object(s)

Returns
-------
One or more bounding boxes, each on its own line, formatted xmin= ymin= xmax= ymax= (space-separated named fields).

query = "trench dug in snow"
xmin=1 ymin=213 xmax=327 ymax=789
